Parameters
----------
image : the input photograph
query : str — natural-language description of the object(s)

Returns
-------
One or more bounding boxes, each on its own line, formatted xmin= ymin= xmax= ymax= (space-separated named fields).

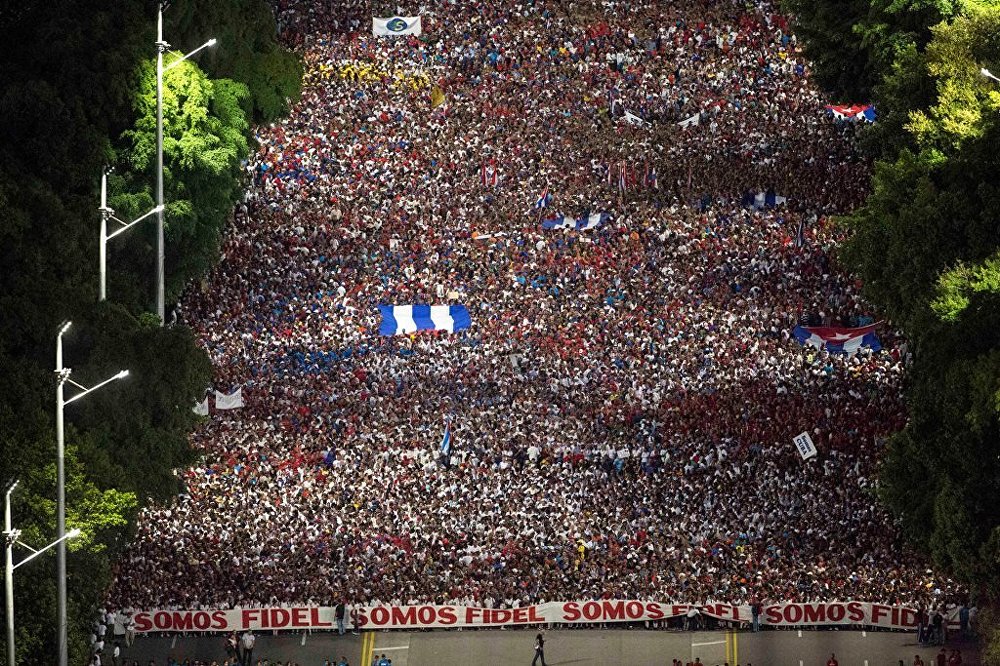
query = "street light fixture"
xmin=99 ymin=168 xmax=164 ymax=301
xmin=54 ymin=322 xmax=127 ymax=666
xmin=155 ymin=1 xmax=217 ymax=325
xmin=982 ymin=67 xmax=1000 ymax=83
xmin=5 ymin=478 xmax=83 ymax=666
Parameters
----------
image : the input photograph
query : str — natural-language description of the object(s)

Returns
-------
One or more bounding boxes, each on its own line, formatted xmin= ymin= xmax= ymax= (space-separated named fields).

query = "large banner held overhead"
xmin=373 ymin=16 xmax=422 ymax=36
xmin=120 ymin=601 xmax=960 ymax=634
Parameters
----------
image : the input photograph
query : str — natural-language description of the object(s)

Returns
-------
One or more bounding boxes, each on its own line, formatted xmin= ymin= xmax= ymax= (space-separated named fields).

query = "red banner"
xmin=121 ymin=601 xmax=959 ymax=634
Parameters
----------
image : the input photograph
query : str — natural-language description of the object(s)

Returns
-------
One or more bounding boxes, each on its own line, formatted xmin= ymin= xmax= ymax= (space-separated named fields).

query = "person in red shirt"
xmin=827 ymin=654 xmax=839 ymax=666
xmin=913 ymin=656 xmax=925 ymax=666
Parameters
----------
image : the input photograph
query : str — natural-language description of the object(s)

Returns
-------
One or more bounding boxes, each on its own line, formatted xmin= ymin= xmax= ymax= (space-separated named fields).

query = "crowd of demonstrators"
xmin=107 ymin=0 xmax=964 ymax=621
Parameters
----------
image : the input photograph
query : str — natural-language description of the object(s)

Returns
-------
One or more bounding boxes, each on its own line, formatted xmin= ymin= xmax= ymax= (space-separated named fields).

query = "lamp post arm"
xmin=164 ymin=39 xmax=217 ymax=72
xmin=63 ymin=371 xmax=129 ymax=406
xmin=13 ymin=531 xmax=81 ymax=571
xmin=106 ymin=206 xmax=164 ymax=241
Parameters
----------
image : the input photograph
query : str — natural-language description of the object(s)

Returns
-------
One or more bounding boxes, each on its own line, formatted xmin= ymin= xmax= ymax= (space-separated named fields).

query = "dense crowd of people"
xmin=107 ymin=0 xmax=963 ymax=618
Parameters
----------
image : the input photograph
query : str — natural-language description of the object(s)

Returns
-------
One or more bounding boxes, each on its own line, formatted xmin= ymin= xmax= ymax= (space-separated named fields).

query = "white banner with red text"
xmin=119 ymin=601 xmax=961 ymax=634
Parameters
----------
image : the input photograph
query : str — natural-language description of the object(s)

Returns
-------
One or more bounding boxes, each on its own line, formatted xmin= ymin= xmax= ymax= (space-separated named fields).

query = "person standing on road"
xmin=335 ymin=600 xmax=347 ymax=636
xmin=826 ymin=653 xmax=838 ymax=666
xmin=751 ymin=599 xmax=762 ymax=632
xmin=531 ymin=633 xmax=547 ymax=666
xmin=240 ymin=629 xmax=255 ymax=666
xmin=226 ymin=631 xmax=239 ymax=660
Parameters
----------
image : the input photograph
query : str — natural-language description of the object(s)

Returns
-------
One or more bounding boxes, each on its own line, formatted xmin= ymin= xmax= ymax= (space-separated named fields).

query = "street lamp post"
xmin=155 ymin=2 xmax=216 ymax=325
xmin=5 ymin=478 xmax=82 ymax=666
xmin=982 ymin=67 xmax=1000 ymax=84
xmin=55 ymin=322 xmax=127 ymax=666
xmin=4 ymin=479 xmax=18 ymax=666
xmin=98 ymin=168 xmax=163 ymax=301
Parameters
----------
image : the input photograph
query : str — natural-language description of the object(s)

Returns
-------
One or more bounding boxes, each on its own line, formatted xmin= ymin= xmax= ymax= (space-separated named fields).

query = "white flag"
xmin=192 ymin=397 xmax=209 ymax=416
xmin=678 ymin=112 xmax=701 ymax=128
xmin=792 ymin=431 xmax=817 ymax=460
xmin=373 ymin=16 xmax=422 ymax=36
xmin=214 ymin=388 xmax=244 ymax=410
xmin=622 ymin=109 xmax=648 ymax=126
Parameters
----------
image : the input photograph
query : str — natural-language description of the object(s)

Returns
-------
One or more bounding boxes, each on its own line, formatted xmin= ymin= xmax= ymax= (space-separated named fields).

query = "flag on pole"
xmin=794 ymin=217 xmax=805 ymax=248
xmin=440 ymin=416 xmax=452 ymax=456
xmin=644 ymin=164 xmax=658 ymax=190
xmin=431 ymin=85 xmax=446 ymax=108
xmin=534 ymin=187 xmax=552 ymax=209
xmin=608 ymin=87 xmax=620 ymax=115
xmin=480 ymin=159 xmax=498 ymax=187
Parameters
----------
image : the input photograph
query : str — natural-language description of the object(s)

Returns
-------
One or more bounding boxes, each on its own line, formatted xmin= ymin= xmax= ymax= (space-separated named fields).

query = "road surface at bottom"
xmin=117 ymin=628 xmax=979 ymax=665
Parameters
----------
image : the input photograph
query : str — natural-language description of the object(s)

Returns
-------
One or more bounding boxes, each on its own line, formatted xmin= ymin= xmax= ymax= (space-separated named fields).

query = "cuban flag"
xmin=440 ymin=416 xmax=452 ymax=456
xmin=481 ymin=159 xmax=498 ymax=187
xmin=534 ymin=187 xmax=552 ymax=209
xmin=608 ymin=87 xmax=620 ymax=114
xmin=793 ymin=324 xmax=881 ymax=354
xmin=378 ymin=305 xmax=472 ymax=335
xmin=645 ymin=165 xmax=658 ymax=190
xmin=825 ymin=104 xmax=876 ymax=123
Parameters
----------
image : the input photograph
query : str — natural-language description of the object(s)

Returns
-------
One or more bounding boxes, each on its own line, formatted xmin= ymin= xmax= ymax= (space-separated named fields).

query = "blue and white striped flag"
xmin=378 ymin=305 xmax=472 ymax=335
xmin=541 ymin=212 xmax=609 ymax=231
xmin=440 ymin=416 xmax=452 ymax=456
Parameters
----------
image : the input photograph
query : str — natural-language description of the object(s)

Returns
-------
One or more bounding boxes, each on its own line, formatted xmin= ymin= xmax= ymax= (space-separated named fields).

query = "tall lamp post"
xmin=5 ymin=478 xmax=82 ymax=666
xmin=55 ymin=322 xmax=128 ymax=666
xmin=155 ymin=2 xmax=216 ymax=324
xmin=99 ymin=168 xmax=163 ymax=301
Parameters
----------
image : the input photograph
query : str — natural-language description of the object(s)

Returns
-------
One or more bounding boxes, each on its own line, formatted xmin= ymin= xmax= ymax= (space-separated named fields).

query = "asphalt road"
xmin=114 ymin=628 xmax=979 ymax=665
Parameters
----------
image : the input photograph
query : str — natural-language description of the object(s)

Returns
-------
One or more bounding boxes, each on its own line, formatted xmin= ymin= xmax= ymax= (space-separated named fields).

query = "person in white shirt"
xmin=240 ymin=630 xmax=256 ymax=666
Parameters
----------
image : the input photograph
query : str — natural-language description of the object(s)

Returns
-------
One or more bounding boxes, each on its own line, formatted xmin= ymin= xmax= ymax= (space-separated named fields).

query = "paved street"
xmin=117 ymin=628 xmax=980 ymax=665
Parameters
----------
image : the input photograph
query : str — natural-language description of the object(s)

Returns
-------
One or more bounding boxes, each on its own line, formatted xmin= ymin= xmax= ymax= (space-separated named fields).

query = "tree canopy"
xmin=0 ymin=0 xmax=298 ymax=663
xmin=788 ymin=0 xmax=1000 ymax=659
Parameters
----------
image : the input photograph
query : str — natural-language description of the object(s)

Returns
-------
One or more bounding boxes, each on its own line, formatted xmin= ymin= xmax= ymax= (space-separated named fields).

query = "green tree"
xmin=0 ymin=0 xmax=294 ymax=661
xmin=166 ymin=0 xmax=302 ymax=122
xmin=782 ymin=0 xmax=955 ymax=100
xmin=118 ymin=57 xmax=251 ymax=305
xmin=832 ymin=3 xmax=1000 ymax=661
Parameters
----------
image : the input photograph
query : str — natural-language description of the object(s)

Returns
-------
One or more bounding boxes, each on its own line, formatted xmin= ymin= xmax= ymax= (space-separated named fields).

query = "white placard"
xmin=793 ymin=431 xmax=817 ymax=460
